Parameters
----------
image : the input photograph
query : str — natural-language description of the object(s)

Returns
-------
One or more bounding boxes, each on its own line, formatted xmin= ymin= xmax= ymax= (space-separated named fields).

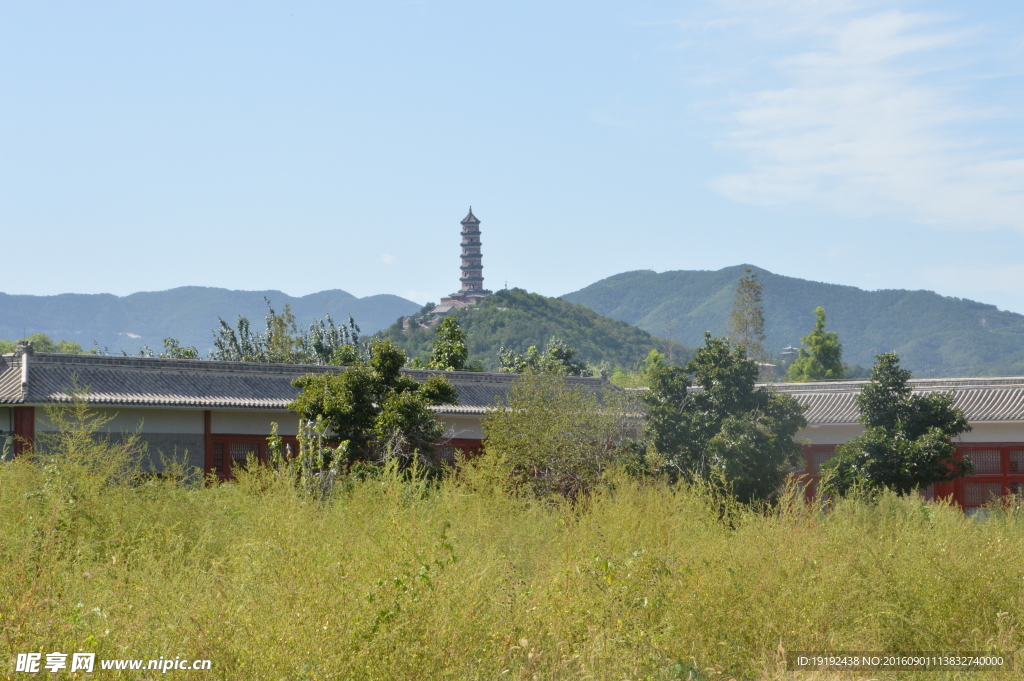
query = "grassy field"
xmin=2 ymin=410 xmax=1023 ymax=679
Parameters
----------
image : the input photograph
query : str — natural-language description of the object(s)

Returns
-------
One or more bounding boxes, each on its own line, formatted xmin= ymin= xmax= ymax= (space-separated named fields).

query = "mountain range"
xmin=0 ymin=287 xmax=420 ymax=354
xmin=562 ymin=265 xmax=1024 ymax=377
xmin=4 ymin=266 xmax=1024 ymax=377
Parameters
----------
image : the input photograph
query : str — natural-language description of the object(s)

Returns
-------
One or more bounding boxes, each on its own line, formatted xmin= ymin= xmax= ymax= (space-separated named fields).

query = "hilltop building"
xmin=404 ymin=208 xmax=492 ymax=329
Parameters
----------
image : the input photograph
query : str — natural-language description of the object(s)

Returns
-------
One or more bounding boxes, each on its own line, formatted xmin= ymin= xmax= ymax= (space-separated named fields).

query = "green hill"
xmin=561 ymin=265 xmax=1024 ymax=378
xmin=378 ymin=288 xmax=689 ymax=372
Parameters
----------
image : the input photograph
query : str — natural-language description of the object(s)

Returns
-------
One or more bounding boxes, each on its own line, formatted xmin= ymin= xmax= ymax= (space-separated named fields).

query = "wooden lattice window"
xmin=965 ymin=450 xmax=1001 ymax=474
xmin=1009 ymin=451 xmax=1024 ymax=474
xmin=213 ymin=442 xmax=226 ymax=477
xmin=963 ymin=482 xmax=1003 ymax=506
xmin=230 ymin=442 xmax=260 ymax=470
xmin=812 ymin=451 xmax=836 ymax=474
xmin=211 ymin=437 xmax=268 ymax=479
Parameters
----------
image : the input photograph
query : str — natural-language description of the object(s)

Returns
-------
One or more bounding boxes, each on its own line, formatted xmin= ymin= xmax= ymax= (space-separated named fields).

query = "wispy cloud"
xmin=380 ymin=253 xmax=397 ymax=265
xmin=692 ymin=0 xmax=1024 ymax=230
xmin=403 ymin=290 xmax=433 ymax=304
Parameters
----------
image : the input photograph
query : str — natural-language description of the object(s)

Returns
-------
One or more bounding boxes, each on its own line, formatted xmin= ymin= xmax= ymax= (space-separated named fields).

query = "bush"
xmin=482 ymin=373 xmax=639 ymax=499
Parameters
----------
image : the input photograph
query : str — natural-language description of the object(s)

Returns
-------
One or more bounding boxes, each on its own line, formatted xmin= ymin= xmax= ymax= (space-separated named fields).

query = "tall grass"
xmin=1 ymin=406 xmax=1022 ymax=679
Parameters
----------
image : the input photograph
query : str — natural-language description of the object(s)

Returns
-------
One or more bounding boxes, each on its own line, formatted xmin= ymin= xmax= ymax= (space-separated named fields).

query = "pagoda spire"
xmin=439 ymin=207 xmax=492 ymax=306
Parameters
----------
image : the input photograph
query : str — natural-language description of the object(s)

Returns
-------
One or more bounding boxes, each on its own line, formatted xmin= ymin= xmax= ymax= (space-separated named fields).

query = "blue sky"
xmin=3 ymin=0 xmax=1024 ymax=313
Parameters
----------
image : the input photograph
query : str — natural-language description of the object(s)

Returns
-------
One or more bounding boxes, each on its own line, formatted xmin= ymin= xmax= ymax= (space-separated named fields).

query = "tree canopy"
xmin=0 ymin=333 xmax=91 ymax=355
xmin=212 ymin=299 xmax=361 ymax=365
xmin=728 ymin=268 xmax=767 ymax=365
xmin=643 ymin=333 xmax=807 ymax=502
xmin=822 ymin=352 xmax=972 ymax=496
xmin=409 ymin=317 xmax=482 ymax=371
xmin=289 ymin=338 xmax=458 ymax=469
xmin=498 ymin=337 xmax=591 ymax=376
xmin=787 ymin=307 xmax=844 ymax=381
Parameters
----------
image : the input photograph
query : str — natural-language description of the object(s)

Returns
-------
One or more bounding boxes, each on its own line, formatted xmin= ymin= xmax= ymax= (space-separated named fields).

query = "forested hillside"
xmin=0 ymin=287 xmax=419 ymax=355
xmin=562 ymin=266 xmax=1024 ymax=377
xmin=378 ymin=288 xmax=689 ymax=372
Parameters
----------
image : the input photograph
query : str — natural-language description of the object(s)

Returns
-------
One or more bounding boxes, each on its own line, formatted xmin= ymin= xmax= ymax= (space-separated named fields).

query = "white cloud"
xmin=403 ymin=290 xmax=434 ymax=304
xmin=699 ymin=1 xmax=1024 ymax=231
xmin=379 ymin=253 xmax=397 ymax=265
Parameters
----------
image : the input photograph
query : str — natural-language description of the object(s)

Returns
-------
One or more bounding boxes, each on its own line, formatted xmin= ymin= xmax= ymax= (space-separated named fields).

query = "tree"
xmin=0 ymin=333 xmax=90 ymax=355
xmin=483 ymin=373 xmax=636 ymax=499
xmin=610 ymin=349 xmax=668 ymax=388
xmin=498 ymin=337 xmax=591 ymax=376
xmin=822 ymin=353 xmax=972 ymax=496
xmin=289 ymin=338 xmax=458 ymax=470
xmin=729 ymin=268 xmax=767 ymax=365
xmin=787 ymin=307 xmax=843 ymax=381
xmin=160 ymin=338 xmax=199 ymax=359
xmin=409 ymin=317 xmax=482 ymax=371
xmin=211 ymin=298 xmax=360 ymax=365
xmin=643 ymin=333 xmax=807 ymax=502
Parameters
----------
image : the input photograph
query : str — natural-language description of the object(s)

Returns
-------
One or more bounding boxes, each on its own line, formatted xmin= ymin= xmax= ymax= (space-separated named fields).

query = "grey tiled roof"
xmin=0 ymin=353 xmax=606 ymax=413
xmin=772 ymin=377 xmax=1024 ymax=424
xmin=9 ymin=353 xmax=1023 ymax=425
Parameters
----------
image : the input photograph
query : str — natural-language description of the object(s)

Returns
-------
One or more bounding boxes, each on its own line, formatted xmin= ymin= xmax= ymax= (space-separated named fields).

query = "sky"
xmin=2 ymin=0 xmax=1024 ymax=314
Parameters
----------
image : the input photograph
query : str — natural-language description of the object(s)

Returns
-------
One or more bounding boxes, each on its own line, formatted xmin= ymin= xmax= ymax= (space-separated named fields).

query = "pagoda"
xmin=439 ymin=207 xmax=492 ymax=306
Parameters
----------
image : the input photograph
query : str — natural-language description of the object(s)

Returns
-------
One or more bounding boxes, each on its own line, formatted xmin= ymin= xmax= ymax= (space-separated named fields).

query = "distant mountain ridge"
xmin=0 ymin=287 xmax=421 ymax=355
xmin=562 ymin=265 xmax=1024 ymax=378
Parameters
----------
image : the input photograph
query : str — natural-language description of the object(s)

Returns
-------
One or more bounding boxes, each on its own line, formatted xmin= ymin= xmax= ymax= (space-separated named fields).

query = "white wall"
xmin=211 ymin=410 xmax=300 ymax=436
xmin=796 ymin=423 xmax=865 ymax=445
xmin=796 ymin=421 xmax=1024 ymax=446
xmin=438 ymin=414 xmax=484 ymax=440
xmin=36 ymin=408 xmax=205 ymax=434
xmin=958 ymin=422 xmax=1024 ymax=443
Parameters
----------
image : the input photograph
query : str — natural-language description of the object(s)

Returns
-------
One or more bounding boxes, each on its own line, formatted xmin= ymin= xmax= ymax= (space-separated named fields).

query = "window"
xmin=965 ymin=450 xmax=1001 ymax=474
xmin=209 ymin=435 xmax=296 ymax=479
xmin=963 ymin=482 xmax=1003 ymax=506
xmin=812 ymin=451 xmax=836 ymax=474
xmin=1009 ymin=451 xmax=1024 ymax=473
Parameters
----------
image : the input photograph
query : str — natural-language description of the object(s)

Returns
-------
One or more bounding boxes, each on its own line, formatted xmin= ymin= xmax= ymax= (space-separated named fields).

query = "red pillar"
xmin=203 ymin=410 xmax=213 ymax=476
xmin=13 ymin=406 xmax=35 ymax=456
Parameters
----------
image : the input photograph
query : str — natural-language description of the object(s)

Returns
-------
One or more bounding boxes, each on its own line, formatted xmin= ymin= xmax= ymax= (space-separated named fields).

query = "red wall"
xmin=801 ymin=443 xmax=1024 ymax=508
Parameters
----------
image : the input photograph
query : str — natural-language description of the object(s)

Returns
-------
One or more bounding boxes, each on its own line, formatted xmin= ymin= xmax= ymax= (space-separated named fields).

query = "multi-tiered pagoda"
xmin=440 ymin=207 xmax=492 ymax=306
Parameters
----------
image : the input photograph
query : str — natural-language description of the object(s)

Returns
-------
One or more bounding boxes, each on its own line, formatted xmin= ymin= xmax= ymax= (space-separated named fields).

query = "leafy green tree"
xmin=498 ymin=337 xmax=591 ymax=376
xmin=643 ymin=333 xmax=807 ymax=502
xmin=212 ymin=298 xmax=360 ymax=364
xmin=729 ymin=268 xmax=767 ymax=365
xmin=483 ymin=373 xmax=636 ymax=499
xmin=822 ymin=353 xmax=972 ymax=496
xmin=160 ymin=338 xmax=199 ymax=359
xmin=409 ymin=317 xmax=482 ymax=371
xmin=289 ymin=338 xmax=458 ymax=469
xmin=610 ymin=349 xmax=667 ymax=388
xmin=787 ymin=307 xmax=844 ymax=381
xmin=0 ymin=333 xmax=90 ymax=355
